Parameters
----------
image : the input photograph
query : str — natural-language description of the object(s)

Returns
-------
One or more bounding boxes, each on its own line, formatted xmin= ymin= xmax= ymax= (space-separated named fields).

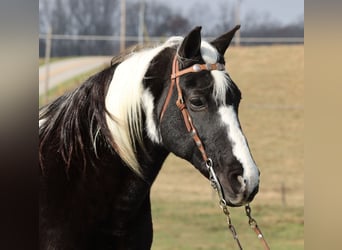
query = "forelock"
xmin=200 ymin=41 xmax=231 ymax=105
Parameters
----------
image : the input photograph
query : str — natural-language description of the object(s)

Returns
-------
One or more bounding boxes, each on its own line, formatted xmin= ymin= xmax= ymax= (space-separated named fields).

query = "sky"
xmin=241 ymin=0 xmax=304 ymax=24
xmin=148 ymin=0 xmax=304 ymax=26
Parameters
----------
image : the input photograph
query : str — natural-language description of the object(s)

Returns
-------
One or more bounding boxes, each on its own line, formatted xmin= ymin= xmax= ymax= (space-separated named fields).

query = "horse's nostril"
xmin=228 ymin=168 xmax=244 ymax=193
xmin=237 ymin=176 xmax=246 ymax=189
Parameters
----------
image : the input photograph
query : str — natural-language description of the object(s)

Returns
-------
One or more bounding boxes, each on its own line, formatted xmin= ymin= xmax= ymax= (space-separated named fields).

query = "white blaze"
xmin=201 ymin=40 xmax=260 ymax=194
xmin=219 ymin=106 xmax=259 ymax=192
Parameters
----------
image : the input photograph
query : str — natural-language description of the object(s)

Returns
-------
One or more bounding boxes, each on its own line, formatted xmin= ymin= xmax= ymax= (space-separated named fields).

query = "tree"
xmin=39 ymin=0 xmax=304 ymax=57
xmin=241 ymin=10 xmax=304 ymax=40
xmin=144 ymin=3 xmax=190 ymax=37
xmin=125 ymin=1 xmax=191 ymax=38
xmin=39 ymin=0 xmax=119 ymax=56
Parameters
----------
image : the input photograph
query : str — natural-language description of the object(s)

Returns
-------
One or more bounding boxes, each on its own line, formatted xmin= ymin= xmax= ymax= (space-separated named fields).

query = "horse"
xmin=39 ymin=25 xmax=260 ymax=250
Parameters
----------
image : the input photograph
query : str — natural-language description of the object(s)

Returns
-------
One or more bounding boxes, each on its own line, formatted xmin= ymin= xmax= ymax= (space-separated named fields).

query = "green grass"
xmin=151 ymin=153 xmax=304 ymax=250
xmin=151 ymin=200 xmax=303 ymax=250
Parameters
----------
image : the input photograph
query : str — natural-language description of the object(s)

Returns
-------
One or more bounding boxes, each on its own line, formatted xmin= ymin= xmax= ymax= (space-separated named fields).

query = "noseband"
xmin=159 ymin=54 xmax=270 ymax=250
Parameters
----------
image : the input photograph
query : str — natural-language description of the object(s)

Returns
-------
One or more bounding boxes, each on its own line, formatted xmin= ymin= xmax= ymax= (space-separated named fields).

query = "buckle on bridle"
xmin=205 ymin=158 xmax=213 ymax=168
xmin=192 ymin=64 xmax=201 ymax=72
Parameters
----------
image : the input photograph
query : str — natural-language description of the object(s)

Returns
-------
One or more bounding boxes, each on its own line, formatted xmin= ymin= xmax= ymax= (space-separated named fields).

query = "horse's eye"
xmin=189 ymin=97 xmax=207 ymax=111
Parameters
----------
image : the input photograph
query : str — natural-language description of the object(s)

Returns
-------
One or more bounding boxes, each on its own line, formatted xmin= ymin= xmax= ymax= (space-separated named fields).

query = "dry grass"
xmin=151 ymin=45 xmax=304 ymax=249
xmin=229 ymin=45 xmax=304 ymax=207
xmin=39 ymin=67 xmax=103 ymax=107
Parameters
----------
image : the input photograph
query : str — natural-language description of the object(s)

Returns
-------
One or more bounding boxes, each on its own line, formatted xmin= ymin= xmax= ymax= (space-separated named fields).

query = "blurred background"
xmin=39 ymin=0 xmax=303 ymax=56
xmin=39 ymin=0 xmax=304 ymax=249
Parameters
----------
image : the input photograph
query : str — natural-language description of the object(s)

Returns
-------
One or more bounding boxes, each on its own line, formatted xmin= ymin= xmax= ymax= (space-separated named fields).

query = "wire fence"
xmin=39 ymin=33 xmax=304 ymax=59
xmin=39 ymin=33 xmax=304 ymax=44
xmin=39 ymin=33 xmax=304 ymax=111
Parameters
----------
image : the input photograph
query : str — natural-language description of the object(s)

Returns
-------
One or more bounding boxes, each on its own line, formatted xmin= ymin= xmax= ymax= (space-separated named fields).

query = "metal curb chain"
xmin=220 ymin=199 xmax=244 ymax=250
xmin=205 ymin=158 xmax=270 ymax=250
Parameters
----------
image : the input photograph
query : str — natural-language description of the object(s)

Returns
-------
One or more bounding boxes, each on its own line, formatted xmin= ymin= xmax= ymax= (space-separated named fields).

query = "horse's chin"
xmin=223 ymin=181 xmax=259 ymax=207
xmin=216 ymin=173 xmax=258 ymax=207
xmin=224 ymin=194 xmax=247 ymax=207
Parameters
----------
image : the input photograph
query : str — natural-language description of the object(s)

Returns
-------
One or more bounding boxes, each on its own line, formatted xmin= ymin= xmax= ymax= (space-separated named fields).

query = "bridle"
xmin=160 ymin=54 xmax=270 ymax=250
xmin=160 ymin=55 xmax=225 ymax=161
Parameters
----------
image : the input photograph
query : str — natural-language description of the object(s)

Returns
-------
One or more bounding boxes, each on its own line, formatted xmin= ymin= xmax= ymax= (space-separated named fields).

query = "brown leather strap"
xmin=171 ymin=62 xmax=225 ymax=79
xmin=174 ymin=64 xmax=209 ymax=162
xmin=159 ymin=56 xmax=178 ymax=121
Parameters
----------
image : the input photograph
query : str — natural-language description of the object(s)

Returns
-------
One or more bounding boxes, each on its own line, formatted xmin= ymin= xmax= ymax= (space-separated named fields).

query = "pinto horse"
xmin=39 ymin=25 xmax=260 ymax=249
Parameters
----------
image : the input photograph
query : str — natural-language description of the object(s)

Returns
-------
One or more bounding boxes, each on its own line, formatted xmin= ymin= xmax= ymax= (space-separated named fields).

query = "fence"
xmin=39 ymin=33 xmax=304 ymax=57
xmin=39 ymin=34 xmax=304 ymax=43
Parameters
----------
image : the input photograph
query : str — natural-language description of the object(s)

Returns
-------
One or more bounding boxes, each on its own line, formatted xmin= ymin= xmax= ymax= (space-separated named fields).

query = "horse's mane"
xmin=39 ymin=66 xmax=117 ymax=172
xmin=39 ymin=38 xmax=182 ymax=178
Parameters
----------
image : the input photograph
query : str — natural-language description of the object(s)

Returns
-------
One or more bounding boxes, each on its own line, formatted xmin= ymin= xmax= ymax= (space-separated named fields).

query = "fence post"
xmin=281 ymin=182 xmax=287 ymax=207
xmin=138 ymin=0 xmax=145 ymax=45
xmin=120 ymin=0 xmax=126 ymax=52
xmin=44 ymin=26 xmax=52 ymax=104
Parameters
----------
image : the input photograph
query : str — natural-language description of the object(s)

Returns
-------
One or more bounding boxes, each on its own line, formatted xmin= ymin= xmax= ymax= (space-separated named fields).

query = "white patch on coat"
xmin=142 ymin=89 xmax=162 ymax=143
xmin=39 ymin=118 xmax=46 ymax=128
xmin=105 ymin=38 xmax=179 ymax=176
xmin=218 ymin=106 xmax=260 ymax=193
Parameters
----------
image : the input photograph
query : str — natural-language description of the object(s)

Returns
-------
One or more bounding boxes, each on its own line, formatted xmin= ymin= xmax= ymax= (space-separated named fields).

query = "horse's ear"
xmin=210 ymin=25 xmax=240 ymax=55
xmin=178 ymin=26 xmax=202 ymax=59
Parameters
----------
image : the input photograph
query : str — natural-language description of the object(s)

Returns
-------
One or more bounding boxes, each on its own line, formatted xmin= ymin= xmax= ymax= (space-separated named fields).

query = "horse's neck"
xmin=136 ymin=140 xmax=170 ymax=184
xmin=108 ymin=143 xmax=168 ymax=236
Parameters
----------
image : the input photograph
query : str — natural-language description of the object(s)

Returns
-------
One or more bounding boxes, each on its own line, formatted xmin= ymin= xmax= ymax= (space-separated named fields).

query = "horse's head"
xmin=158 ymin=26 xmax=260 ymax=207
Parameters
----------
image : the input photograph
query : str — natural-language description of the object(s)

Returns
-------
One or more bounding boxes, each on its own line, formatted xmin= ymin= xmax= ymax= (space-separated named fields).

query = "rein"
xmin=160 ymin=55 xmax=270 ymax=250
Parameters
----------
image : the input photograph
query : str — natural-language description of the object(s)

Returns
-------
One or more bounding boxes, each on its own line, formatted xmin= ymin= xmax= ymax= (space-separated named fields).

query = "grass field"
xmin=39 ymin=57 xmax=73 ymax=66
xmin=39 ymin=67 xmax=104 ymax=107
xmin=41 ymin=45 xmax=304 ymax=249
xmin=151 ymin=45 xmax=304 ymax=249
